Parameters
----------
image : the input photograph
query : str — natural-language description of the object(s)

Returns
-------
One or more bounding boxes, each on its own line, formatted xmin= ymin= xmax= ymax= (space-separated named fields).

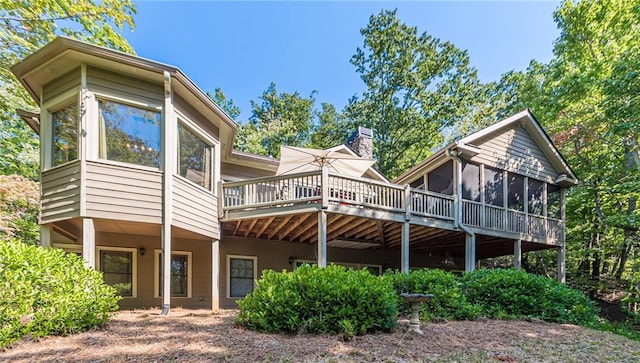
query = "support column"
xmin=401 ymin=222 xmax=410 ymax=273
xmin=465 ymin=233 xmax=475 ymax=272
xmin=40 ymin=224 xmax=52 ymax=247
xmin=211 ymin=239 xmax=220 ymax=310
xmin=81 ymin=218 xmax=95 ymax=268
xmin=557 ymin=244 xmax=566 ymax=283
xmin=514 ymin=239 xmax=522 ymax=270
xmin=317 ymin=211 xmax=327 ymax=267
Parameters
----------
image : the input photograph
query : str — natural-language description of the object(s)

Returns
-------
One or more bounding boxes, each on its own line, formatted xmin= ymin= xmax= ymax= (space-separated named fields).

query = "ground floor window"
xmin=228 ymin=255 xmax=257 ymax=298
xmin=154 ymin=250 xmax=192 ymax=298
xmin=96 ymin=247 xmax=137 ymax=298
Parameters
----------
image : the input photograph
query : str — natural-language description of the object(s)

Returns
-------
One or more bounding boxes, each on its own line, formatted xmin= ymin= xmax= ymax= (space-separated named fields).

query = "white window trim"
xmin=153 ymin=249 xmax=193 ymax=299
xmin=96 ymin=246 xmax=138 ymax=298
xmin=227 ymin=255 xmax=257 ymax=299
xmin=176 ymin=115 xmax=217 ymax=193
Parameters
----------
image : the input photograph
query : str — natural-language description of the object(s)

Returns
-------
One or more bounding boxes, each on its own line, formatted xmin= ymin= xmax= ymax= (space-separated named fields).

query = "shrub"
xmin=383 ymin=269 xmax=481 ymax=321
xmin=0 ymin=175 xmax=39 ymax=245
xmin=236 ymin=264 xmax=397 ymax=335
xmin=0 ymin=240 xmax=120 ymax=348
xmin=462 ymin=269 xmax=599 ymax=325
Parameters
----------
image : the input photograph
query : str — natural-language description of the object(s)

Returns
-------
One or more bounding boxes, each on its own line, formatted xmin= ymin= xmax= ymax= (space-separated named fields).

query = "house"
xmin=11 ymin=37 xmax=578 ymax=310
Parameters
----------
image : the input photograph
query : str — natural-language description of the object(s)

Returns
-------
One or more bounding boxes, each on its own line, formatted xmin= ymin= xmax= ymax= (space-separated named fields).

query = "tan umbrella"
xmin=276 ymin=146 xmax=375 ymax=177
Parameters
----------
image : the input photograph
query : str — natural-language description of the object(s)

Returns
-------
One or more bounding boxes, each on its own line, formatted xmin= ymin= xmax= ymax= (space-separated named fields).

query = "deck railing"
xmin=222 ymin=172 xmax=563 ymax=241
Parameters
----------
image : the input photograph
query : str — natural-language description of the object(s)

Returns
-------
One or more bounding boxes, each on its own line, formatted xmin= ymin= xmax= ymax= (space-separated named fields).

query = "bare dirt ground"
xmin=2 ymin=308 xmax=639 ymax=363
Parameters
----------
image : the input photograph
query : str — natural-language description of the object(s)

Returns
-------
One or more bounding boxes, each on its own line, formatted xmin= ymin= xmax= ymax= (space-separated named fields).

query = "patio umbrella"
xmin=276 ymin=146 xmax=375 ymax=177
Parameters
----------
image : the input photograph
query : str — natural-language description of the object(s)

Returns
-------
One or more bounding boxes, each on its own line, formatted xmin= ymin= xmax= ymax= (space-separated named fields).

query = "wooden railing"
xmin=221 ymin=173 xmax=563 ymax=242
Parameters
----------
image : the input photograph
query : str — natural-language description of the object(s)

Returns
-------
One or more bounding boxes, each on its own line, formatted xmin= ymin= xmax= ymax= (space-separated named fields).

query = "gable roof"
xmin=395 ymin=109 xmax=578 ymax=186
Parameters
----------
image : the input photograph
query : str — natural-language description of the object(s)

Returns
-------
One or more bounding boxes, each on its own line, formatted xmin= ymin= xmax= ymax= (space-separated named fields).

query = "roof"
xmin=394 ymin=109 xmax=578 ymax=186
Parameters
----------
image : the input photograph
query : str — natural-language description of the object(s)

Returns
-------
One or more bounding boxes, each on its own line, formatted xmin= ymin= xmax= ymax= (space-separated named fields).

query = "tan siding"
xmin=85 ymin=161 xmax=162 ymax=223
xmin=174 ymin=94 xmax=219 ymax=138
xmin=469 ymin=124 xmax=558 ymax=182
xmin=86 ymin=67 xmax=163 ymax=105
xmin=172 ymin=176 xmax=219 ymax=239
xmin=95 ymin=232 xmax=212 ymax=309
xmin=41 ymin=161 xmax=81 ymax=223
xmin=221 ymin=162 xmax=275 ymax=180
xmin=43 ymin=68 xmax=80 ymax=101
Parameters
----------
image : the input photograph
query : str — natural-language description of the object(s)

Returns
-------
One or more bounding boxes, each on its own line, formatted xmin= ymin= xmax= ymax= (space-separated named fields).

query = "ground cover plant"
xmin=0 ymin=240 xmax=120 ymax=348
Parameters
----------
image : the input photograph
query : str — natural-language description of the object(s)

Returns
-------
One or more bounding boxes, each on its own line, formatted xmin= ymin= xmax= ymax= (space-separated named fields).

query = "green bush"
xmin=462 ymin=269 xmax=599 ymax=325
xmin=0 ymin=240 xmax=120 ymax=348
xmin=236 ymin=264 xmax=397 ymax=335
xmin=383 ymin=269 xmax=481 ymax=321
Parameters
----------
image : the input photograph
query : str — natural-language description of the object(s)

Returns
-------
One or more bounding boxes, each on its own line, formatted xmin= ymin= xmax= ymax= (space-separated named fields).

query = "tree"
xmin=237 ymin=82 xmax=316 ymax=158
xmin=345 ymin=9 xmax=481 ymax=178
xmin=207 ymin=88 xmax=241 ymax=120
xmin=308 ymin=103 xmax=353 ymax=150
xmin=0 ymin=0 xmax=137 ymax=180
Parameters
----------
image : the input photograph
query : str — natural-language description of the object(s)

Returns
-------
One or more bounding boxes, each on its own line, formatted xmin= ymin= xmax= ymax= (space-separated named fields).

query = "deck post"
xmin=401 ymin=221 xmax=410 ymax=273
xmin=557 ymin=243 xmax=566 ymax=283
xmin=317 ymin=210 xmax=327 ymax=267
xmin=513 ymin=239 xmax=522 ymax=270
xmin=40 ymin=224 xmax=52 ymax=247
xmin=81 ymin=218 xmax=96 ymax=268
xmin=464 ymin=233 xmax=475 ymax=272
xmin=211 ymin=239 xmax=220 ymax=310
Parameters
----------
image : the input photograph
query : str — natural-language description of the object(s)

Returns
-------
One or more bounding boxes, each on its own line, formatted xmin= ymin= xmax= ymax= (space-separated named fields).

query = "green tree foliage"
xmin=236 ymin=82 xmax=316 ymax=158
xmin=345 ymin=9 xmax=481 ymax=178
xmin=0 ymin=240 xmax=120 ymax=348
xmin=0 ymin=174 xmax=39 ymax=245
xmin=308 ymin=103 xmax=353 ymax=150
xmin=0 ymin=0 xmax=137 ymax=180
xmin=207 ymin=87 xmax=241 ymax=120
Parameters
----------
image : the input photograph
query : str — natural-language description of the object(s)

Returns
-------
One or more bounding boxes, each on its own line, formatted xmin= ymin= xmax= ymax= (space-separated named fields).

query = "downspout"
xmin=445 ymin=147 xmax=476 ymax=272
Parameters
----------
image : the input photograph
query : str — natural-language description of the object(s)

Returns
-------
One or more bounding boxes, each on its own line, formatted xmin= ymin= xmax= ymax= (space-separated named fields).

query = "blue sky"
xmin=126 ymin=1 xmax=560 ymax=121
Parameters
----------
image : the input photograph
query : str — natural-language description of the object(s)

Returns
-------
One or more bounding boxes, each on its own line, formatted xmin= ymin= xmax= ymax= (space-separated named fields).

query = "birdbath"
xmin=400 ymin=293 xmax=434 ymax=334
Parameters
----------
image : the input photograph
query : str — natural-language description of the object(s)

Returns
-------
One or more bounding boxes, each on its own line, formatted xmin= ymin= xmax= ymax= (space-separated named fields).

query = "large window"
xmin=461 ymin=162 xmax=480 ymax=202
xmin=228 ymin=255 xmax=256 ymax=298
xmin=427 ymin=160 xmax=453 ymax=195
xmin=51 ymin=103 xmax=79 ymax=166
xmin=484 ymin=167 xmax=504 ymax=206
xmin=177 ymin=122 xmax=213 ymax=190
xmin=98 ymin=99 xmax=161 ymax=168
xmin=155 ymin=251 xmax=192 ymax=298
xmin=97 ymin=247 xmax=136 ymax=298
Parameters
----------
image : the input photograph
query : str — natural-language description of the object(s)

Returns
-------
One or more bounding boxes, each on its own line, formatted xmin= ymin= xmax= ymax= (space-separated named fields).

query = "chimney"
xmin=347 ymin=126 xmax=373 ymax=159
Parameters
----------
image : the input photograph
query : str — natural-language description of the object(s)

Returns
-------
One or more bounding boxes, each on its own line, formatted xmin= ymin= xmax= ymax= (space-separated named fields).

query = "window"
xmin=410 ymin=176 xmax=425 ymax=189
xmin=177 ymin=122 xmax=213 ymax=190
xmin=528 ymin=179 xmax=544 ymax=215
xmin=154 ymin=250 xmax=192 ymax=298
xmin=548 ymin=184 xmax=561 ymax=219
xmin=228 ymin=255 xmax=257 ymax=298
xmin=51 ymin=103 xmax=79 ymax=166
xmin=97 ymin=247 xmax=137 ymax=298
xmin=428 ymin=160 xmax=453 ymax=195
xmin=461 ymin=162 xmax=480 ymax=202
xmin=484 ymin=167 xmax=504 ymax=206
xmin=508 ymin=173 xmax=525 ymax=210
xmin=98 ymin=99 xmax=161 ymax=168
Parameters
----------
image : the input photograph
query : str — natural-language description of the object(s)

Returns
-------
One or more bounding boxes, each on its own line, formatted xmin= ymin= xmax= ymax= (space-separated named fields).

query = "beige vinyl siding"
xmin=84 ymin=161 xmax=162 ymax=223
xmin=86 ymin=67 xmax=163 ymax=104
xmin=173 ymin=94 xmax=220 ymax=138
xmin=221 ymin=162 xmax=275 ymax=180
xmin=95 ymin=232 xmax=212 ymax=309
xmin=469 ymin=124 xmax=558 ymax=182
xmin=172 ymin=176 xmax=219 ymax=239
xmin=43 ymin=68 xmax=80 ymax=101
xmin=40 ymin=161 xmax=81 ymax=223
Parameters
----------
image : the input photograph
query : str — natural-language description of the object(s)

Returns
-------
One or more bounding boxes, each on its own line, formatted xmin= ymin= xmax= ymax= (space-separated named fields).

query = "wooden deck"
xmin=220 ymin=171 xmax=563 ymax=257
